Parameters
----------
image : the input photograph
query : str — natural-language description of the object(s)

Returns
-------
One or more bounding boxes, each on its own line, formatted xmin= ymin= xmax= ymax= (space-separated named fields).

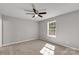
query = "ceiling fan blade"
xmin=24 ymin=9 xmax=33 ymax=12
xmin=32 ymin=15 xmax=35 ymax=18
xmin=39 ymin=12 xmax=47 ymax=14
xmin=31 ymin=4 xmax=37 ymax=14
xmin=33 ymin=8 xmax=37 ymax=14
xmin=38 ymin=14 xmax=43 ymax=17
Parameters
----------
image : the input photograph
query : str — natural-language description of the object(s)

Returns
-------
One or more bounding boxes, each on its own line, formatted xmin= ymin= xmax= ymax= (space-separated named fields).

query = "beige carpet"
xmin=0 ymin=39 xmax=79 ymax=55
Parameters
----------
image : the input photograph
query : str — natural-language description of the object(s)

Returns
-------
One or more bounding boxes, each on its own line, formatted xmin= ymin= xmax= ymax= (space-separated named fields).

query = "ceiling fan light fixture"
xmin=35 ymin=14 xmax=38 ymax=17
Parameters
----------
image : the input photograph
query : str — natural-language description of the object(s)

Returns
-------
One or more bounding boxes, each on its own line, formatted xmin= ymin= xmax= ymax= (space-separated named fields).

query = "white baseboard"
xmin=59 ymin=43 xmax=79 ymax=51
xmin=40 ymin=39 xmax=79 ymax=51
xmin=3 ymin=38 xmax=38 ymax=46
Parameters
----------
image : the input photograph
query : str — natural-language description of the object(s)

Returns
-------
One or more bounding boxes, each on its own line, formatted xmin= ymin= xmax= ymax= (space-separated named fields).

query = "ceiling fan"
xmin=24 ymin=4 xmax=47 ymax=18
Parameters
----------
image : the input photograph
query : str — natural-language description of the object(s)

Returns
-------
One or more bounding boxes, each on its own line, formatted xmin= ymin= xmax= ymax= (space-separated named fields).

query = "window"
xmin=47 ymin=20 xmax=56 ymax=37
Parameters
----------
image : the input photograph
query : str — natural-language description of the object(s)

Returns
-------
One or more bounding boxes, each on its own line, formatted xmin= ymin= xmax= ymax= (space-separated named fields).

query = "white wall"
xmin=39 ymin=10 xmax=79 ymax=49
xmin=0 ymin=14 xmax=2 ymax=47
xmin=2 ymin=10 xmax=79 ymax=49
xmin=2 ymin=15 xmax=39 ymax=44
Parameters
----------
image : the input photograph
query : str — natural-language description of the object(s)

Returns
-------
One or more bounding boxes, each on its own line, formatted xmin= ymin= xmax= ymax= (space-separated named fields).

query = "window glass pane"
xmin=48 ymin=21 xmax=56 ymax=36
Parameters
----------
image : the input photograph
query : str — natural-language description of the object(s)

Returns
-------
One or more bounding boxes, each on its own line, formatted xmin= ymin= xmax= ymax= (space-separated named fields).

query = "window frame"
xmin=47 ymin=20 xmax=56 ymax=38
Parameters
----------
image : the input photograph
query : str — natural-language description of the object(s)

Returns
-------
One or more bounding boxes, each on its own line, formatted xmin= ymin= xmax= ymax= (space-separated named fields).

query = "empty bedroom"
xmin=0 ymin=3 xmax=79 ymax=55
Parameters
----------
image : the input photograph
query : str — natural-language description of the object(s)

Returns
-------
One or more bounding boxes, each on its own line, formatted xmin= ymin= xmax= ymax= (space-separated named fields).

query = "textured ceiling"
xmin=0 ymin=3 xmax=79 ymax=21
